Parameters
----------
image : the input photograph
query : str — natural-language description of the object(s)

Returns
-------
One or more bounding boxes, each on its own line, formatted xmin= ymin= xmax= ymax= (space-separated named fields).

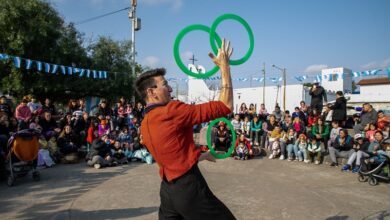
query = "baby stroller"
xmin=357 ymin=154 xmax=390 ymax=186
xmin=6 ymin=129 xmax=41 ymax=186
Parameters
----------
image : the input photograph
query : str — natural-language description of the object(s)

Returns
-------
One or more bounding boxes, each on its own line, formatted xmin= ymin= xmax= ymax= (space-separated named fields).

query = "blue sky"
xmin=48 ymin=0 xmax=390 ymax=90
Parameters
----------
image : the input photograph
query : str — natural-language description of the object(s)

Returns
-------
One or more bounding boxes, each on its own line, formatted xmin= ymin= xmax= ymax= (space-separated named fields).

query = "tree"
xmin=86 ymin=36 xmax=143 ymax=101
xmin=0 ymin=0 xmax=143 ymax=103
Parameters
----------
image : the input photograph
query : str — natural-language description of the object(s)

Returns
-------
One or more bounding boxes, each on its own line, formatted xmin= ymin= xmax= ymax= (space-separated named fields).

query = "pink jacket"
xmin=15 ymin=104 xmax=32 ymax=121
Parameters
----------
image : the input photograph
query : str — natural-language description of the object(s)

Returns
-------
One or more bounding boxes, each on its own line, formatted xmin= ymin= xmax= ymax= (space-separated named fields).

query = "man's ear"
xmin=146 ymin=88 xmax=155 ymax=98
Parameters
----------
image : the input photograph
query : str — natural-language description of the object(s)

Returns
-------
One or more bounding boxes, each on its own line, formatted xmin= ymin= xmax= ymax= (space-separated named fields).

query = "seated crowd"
xmin=206 ymin=97 xmax=389 ymax=175
xmin=0 ymin=95 xmax=153 ymax=172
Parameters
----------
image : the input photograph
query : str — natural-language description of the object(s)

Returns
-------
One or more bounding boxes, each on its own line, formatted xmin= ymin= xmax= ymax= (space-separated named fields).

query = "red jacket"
xmin=141 ymin=100 xmax=231 ymax=182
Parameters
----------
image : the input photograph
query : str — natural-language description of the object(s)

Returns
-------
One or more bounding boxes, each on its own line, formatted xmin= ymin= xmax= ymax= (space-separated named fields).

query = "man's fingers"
xmin=225 ymin=40 xmax=230 ymax=52
xmin=228 ymin=47 xmax=233 ymax=58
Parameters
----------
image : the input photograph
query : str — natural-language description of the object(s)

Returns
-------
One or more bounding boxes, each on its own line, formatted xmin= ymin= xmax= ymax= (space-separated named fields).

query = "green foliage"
xmin=0 ymin=0 xmax=141 ymax=103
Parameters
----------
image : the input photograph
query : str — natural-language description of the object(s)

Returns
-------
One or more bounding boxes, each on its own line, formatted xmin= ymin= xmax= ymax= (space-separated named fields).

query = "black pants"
xmin=159 ymin=164 xmax=235 ymax=220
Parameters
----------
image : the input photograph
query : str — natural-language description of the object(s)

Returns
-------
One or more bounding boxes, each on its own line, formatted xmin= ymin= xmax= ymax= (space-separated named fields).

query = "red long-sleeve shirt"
xmin=141 ymin=100 xmax=231 ymax=182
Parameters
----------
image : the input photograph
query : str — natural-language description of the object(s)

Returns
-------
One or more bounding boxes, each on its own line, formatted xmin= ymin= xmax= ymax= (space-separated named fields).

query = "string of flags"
xmin=0 ymin=53 xmax=108 ymax=79
xmin=168 ymin=67 xmax=390 ymax=83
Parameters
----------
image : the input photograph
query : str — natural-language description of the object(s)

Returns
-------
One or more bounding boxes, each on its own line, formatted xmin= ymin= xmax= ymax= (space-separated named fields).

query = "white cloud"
xmin=143 ymin=56 xmax=160 ymax=68
xmin=304 ymin=64 xmax=329 ymax=73
xmin=142 ymin=0 xmax=183 ymax=10
xmin=361 ymin=58 xmax=390 ymax=70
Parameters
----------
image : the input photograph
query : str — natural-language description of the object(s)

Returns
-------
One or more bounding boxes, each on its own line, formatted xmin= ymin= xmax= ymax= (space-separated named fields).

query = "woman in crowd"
xmin=67 ymin=99 xmax=79 ymax=114
xmin=272 ymin=105 xmax=283 ymax=122
xmin=231 ymin=114 xmax=242 ymax=134
xmin=213 ymin=122 xmax=231 ymax=152
xmin=328 ymin=129 xmax=354 ymax=167
xmin=57 ymin=125 xmax=79 ymax=155
xmin=311 ymin=118 xmax=330 ymax=151
xmin=248 ymin=103 xmax=256 ymax=120
xmin=239 ymin=103 xmax=248 ymax=119
xmin=258 ymin=103 xmax=268 ymax=121
xmin=250 ymin=115 xmax=262 ymax=146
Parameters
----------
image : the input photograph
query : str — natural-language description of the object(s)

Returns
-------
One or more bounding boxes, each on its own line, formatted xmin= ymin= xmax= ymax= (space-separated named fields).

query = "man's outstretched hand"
xmin=208 ymin=38 xmax=233 ymax=69
xmin=199 ymin=151 xmax=216 ymax=163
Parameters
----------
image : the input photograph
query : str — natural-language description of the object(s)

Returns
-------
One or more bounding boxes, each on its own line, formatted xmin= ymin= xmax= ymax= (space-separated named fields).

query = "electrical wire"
xmin=75 ymin=7 xmax=130 ymax=25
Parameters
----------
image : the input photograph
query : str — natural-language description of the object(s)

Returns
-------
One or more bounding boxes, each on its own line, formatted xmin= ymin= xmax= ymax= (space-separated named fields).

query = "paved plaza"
xmin=0 ymin=157 xmax=389 ymax=220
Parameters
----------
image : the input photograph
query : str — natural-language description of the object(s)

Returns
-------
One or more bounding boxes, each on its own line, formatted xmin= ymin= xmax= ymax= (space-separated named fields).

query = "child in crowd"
xmin=241 ymin=116 xmax=251 ymax=138
xmin=268 ymin=126 xmax=283 ymax=159
xmin=295 ymin=134 xmax=308 ymax=162
xmin=98 ymin=119 xmax=110 ymax=137
xmin=292 ymin=117 xmax=305 ymax=135
xmin=118 ymin=127 xmax=132 ymax=148
xmin=306 ymin=137 xmax=321 ymax=164
xmin=285 ymin=128 xmax=298 ymax=161
xmin=234 ymin=134 xmax=251 ymax=160
xmin=269 ymin=140 xmax=281 ymax=159
xmin=37 ymin=133 xmax=55 ymax=168
xmin=365 ymin=123 xmax=377 ymax=143
xmin=328 ymin=121 xmax=341 ymax=149
xmin=268 ymin=126 xmax=283 ymax=150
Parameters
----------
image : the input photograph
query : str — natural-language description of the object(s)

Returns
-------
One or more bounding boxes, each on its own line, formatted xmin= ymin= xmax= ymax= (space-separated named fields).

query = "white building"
xmin=345 ymin=77 xmax=390 ymax=110
xmin=184 ymin=66 xmax=390 ymax=113
xmin=321 ymin=67 xmax=353 ymax=93
xmin=187 ymin=77 xmax=336 ymax=113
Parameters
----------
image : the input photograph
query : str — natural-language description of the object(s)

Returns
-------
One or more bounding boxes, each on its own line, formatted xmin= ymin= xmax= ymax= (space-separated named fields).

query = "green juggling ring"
xmin=173 ymin=13 xmax=254 ymax=78
xmin=206 ymin=117 xmax=237 ymax=159
xmin=173 ymin=24 xmax=221 ymax=78
xmin=209 ymin=14 xmax=254 ymax=66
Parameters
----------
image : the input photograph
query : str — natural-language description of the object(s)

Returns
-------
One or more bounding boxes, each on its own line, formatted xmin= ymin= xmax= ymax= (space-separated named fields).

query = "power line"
xmin=75 ymin=7 xmax=130 ymax=25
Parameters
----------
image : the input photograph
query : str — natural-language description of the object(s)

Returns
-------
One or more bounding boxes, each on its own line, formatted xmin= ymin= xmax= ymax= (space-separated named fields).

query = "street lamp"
xmin=272 ymin=64 xmax=287 ymax=111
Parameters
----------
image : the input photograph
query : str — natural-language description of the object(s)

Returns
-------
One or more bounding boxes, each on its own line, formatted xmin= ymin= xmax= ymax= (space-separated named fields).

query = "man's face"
xmin=148 ymin=76 xmax=172 ymax=105
xmin=378 ymin=112 xmax=384 ymax=118
xmin=363 ymin=104 xmax=370 ymax=112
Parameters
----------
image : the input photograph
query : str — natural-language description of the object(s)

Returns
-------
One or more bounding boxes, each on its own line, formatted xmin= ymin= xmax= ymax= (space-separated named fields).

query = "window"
xmin=328 ymin=74 xmax=338 ymax=81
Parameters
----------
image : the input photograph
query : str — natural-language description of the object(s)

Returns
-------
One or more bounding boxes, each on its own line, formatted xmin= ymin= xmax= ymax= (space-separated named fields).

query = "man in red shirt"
xmin=135 ymin=39 xmax=235 ymax=219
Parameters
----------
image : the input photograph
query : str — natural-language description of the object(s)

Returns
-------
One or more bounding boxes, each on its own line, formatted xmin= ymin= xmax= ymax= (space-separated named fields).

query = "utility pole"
xmin=262 ymin=62 xmax=266 ymax=105
xmin=129 ymin=0 xmax=140 ymax=102
xmin=272 ymin=64 xmax=287 ymax=111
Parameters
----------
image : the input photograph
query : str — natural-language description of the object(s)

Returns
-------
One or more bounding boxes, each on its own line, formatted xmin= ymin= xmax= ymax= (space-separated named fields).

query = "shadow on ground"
xmin=51 ymin=206 xmax=158 ymax=220
xmin=0 ymin=162 xmax=142 ymax=219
